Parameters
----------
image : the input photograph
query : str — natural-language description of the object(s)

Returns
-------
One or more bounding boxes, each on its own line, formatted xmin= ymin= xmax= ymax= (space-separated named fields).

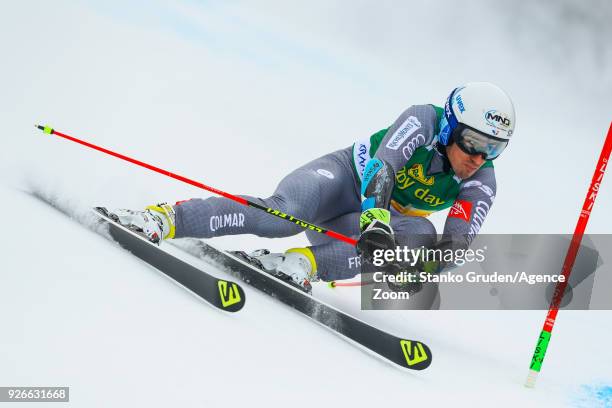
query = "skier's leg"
xmin=309 ymin=215 xmax=437 ymax=281
xmin=173 ymin=148 xmax=361 ymax=239
xmin=304 ymin=212 xmax=360 ymax=246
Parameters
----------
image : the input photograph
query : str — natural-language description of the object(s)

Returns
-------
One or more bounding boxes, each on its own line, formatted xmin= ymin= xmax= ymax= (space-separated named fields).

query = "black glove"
xmin=356 ymin=208 xmax=395 ymax=262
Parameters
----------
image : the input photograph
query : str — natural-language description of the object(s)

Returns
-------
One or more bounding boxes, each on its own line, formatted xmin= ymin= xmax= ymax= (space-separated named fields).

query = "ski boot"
xmin=232 ymin=248 xmax=318 ymax=293
xmin=108 ymin=203 xmax=176 ymax=244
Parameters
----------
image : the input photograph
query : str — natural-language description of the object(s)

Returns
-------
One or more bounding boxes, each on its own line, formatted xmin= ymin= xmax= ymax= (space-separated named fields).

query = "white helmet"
xmin=439 ymin=82 xmax=516 ymax=159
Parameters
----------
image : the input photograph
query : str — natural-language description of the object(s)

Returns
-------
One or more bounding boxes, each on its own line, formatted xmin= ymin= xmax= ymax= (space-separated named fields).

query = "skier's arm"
xmin=361 ymin=104 xmax=437 ymax=208
xmin=357 ymin=105 xmax=437 ymax=259
xmin=373 ymin=104 xmax=437 ymax=173
xmin=357 ymin=157 xmax=396 ymax=260
xmin=433 ymin=166 xmax=497 ymax=271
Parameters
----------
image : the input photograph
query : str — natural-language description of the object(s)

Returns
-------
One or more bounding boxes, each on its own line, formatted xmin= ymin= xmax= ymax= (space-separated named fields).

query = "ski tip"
xmin=399 ymin=340 xmax=432 ymax=370
xmin=217 ymin=279 xmax=246 ymax=312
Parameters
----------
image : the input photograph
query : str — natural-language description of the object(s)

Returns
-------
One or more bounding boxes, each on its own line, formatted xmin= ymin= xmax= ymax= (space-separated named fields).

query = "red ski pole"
xmin=36 ymin=124 xmax=357 ymax=246
xmin=525 ymin=122 xmax=612 ymax=387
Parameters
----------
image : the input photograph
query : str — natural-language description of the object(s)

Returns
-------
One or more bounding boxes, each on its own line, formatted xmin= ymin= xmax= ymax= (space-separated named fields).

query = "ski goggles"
xmin=453 ymin=124 xmax=508 ymax=160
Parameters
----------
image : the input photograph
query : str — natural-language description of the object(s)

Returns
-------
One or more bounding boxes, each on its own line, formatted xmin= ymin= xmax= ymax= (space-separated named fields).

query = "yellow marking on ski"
xmin=218 ymin=280 xmax=242 ymax=308
xmin=400 ymin=340 xmax=429 ymax=366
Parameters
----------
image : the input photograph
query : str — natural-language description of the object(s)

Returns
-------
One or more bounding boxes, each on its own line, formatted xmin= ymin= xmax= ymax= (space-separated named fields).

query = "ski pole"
xmin=35 ymin=124 xmax=358 ymax=246
xmin=328 ymin=280 xmax=375 ymax=288
xmin=524 ymin=122 xmax=612 ymax=388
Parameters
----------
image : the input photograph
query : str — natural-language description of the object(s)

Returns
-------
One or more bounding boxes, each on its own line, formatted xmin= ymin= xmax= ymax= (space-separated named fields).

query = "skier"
xmin=112 ymin=82 xmax=515 ymax=292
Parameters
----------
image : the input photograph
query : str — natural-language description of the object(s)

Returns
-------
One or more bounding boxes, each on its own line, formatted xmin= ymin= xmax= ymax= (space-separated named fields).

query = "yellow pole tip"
xmin=37 ymin=125 xmax=53 ymax=134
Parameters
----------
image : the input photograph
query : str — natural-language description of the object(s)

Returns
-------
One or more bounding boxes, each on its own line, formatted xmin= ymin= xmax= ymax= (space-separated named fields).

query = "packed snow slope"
xmin=1 ymin=184 xmax=611 ymax=407
xmin=1 ymin=1 xmax=611 ymax=407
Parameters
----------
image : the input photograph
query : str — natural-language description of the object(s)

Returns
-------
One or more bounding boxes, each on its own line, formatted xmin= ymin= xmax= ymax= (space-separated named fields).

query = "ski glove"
xmin=357 ymin=208 xmax=396 ymax=262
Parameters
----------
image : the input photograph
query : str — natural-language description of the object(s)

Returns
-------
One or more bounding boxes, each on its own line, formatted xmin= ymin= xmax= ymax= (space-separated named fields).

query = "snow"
xmin=3 ymin=185 xmax=611 ymax=407
xmin=1 ymin=1 xmax=611 ymax=406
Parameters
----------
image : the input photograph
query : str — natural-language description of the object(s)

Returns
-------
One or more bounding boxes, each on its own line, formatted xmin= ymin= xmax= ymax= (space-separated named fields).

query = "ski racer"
xmin=112 ymin=82 xmax=516 ymax=292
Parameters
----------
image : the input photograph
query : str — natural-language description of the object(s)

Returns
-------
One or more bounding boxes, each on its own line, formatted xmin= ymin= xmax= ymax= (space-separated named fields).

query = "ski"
xmin=27 ymin=190 xmax=246 ymax=313
xmin=91 ymin=207 xmax=246 ymax=312
xmin=178 ymin=239 xmax=433 ymax=371
xmin=29 ymin=192 xmax=429 ymax=369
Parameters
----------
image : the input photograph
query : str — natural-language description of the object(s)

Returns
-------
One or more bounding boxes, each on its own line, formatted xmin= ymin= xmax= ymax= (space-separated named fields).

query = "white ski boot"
xmin=110 ymin=203 xmax=176 ymax=244
xmin=239 ymin=248 xmax=318 ymax=293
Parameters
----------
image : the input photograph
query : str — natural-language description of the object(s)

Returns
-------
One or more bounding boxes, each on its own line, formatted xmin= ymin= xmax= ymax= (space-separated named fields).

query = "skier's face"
xmin=446 ymin=142 xmax=486 ymax=179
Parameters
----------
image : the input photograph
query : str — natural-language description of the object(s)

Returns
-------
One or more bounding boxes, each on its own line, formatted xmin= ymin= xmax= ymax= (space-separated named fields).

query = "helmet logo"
xmin=455 ymin=94 xmax=466 ymax=113
xmin=485 ymin=110 xmax=511 ymax=129
xmin=444 ymin=98 xmax=452 ymax=117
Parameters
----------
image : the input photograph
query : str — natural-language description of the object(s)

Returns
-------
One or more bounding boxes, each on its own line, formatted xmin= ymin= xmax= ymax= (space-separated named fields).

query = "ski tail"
xmin=92 ymin=207 xmax=246 ymax=312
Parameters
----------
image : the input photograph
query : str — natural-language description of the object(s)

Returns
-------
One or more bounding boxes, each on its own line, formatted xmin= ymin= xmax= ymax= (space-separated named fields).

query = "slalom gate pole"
xmin=524 ymin=122 xmax=612 ymax=388
xmin=35 ymin=125 xmax=357 ymax=246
